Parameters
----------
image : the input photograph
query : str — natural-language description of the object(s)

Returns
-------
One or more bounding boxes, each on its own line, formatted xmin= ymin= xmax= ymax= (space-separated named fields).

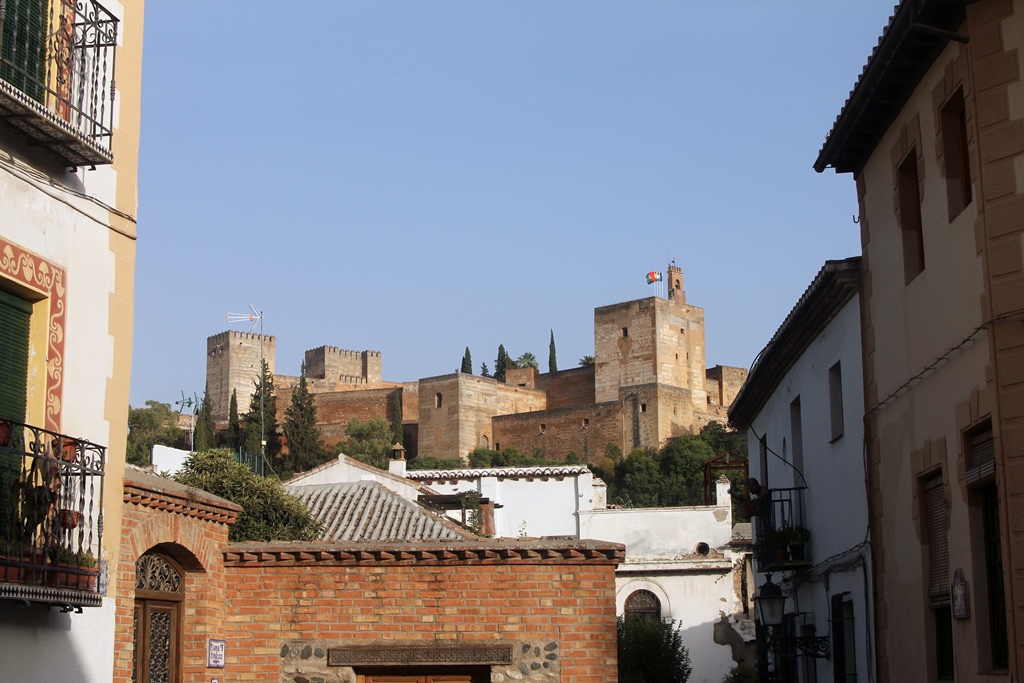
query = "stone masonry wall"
xmin=277 ymin=386 xmax=397 ymax=445
xmin=207 ymin=331 xmax=276 ymax=426
xmin=545 ymin=367 xmax=596 ymax=411
xmin=492 ymin=401 xmax=622 ymax=464
xmin=221 ymin=551 xmax=620 ymax=683
xmin=705 ymin=365 xmax=748 ymax=409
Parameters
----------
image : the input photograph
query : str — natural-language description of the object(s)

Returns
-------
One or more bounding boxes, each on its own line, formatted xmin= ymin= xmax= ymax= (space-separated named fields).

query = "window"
xmin=923 ymin=473 xmax=954 ymax=679
xmin=829 ymin=362 xmax=844 ymax=442
xmin=540 ymin=424 xmax=546 ymax=433
xmin=624 ymin=589 xmax=661 ymax=623
xmin=582 ymin=419 xmax=589 ymax=427
xmin=759 ymin=434 xmax=768 ymax=489
xmin=941 ymin=89 xmax=972 ymax=219
xmin=1 ymin=0 xmax=48 ymax=104
xmin=0 ymin=288 xmax=31 ymax=537
xmin=790 ymin=396 xmax=803 ymax=478
xmin=979 ymin=484 xmax=1009 ymax=669
xmin=640 ymin=403 xmax=647 ymax=413
xmin=831 ymin=594 xmax=857 ymax=682
xmin=897 ymin=150 xmax=925 ymax=283
xmin=434 ymin=393 xmax=442 ymax=408
xmin=622 ymin=327 xmax=628 ymax=338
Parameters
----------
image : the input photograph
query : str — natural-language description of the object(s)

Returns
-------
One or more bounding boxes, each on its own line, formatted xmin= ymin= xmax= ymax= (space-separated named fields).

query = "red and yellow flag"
xmin=646 ymin=271 xmax=662 ymax=284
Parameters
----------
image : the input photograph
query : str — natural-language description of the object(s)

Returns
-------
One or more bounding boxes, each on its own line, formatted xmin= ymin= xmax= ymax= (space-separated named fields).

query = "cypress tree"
xmin=194 ymin=385 xmax=216 ymax=452
xmin=243 ymin=359 xmax=280 ymax=460
xmin=461 ymin=347 xmax=473 ymax=374
xmin=480 ymin=362 xmax=490 ymax=377
xmin=283 ymin=362 xmax=323 ymax=474
xmin=494 ymin=344 xmax=509 ymax=382
xmin=548 ymin=330 xmax=557 ymax=373
xmin=227 ymin=389 xmax=241 ymax=450
xmin=389 ymin=389 xmax=404 ymax=446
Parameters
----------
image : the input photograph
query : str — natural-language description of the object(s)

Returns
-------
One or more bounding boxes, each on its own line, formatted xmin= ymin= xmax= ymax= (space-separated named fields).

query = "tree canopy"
xmin=172 ymin=449 xmax=322 ymax=542
xmin=516 ymin=351 xmax=538 ymax=370
xmin=494 ymin=345 xmax=510 ymax=382
xmin=193 ymin=386 xmax=216 ymax=453
xmin=336 ymin=417 xmax=394 ymax=469
xmin=461 ymin=347 xmax=473 ymax=374
xmin=617 ymin=616 xmax=692 ymax=683
xmin=579 ymin=355 xmax=595 ymax=367
xmin=244 ymin=359 xmax=281 ymax=460
xmin=282 ymin=363 xmax=326 ymax=477
xmin=127 ymin=401 xmax=184 ymax=466
xmin=548 ymin=330 xmax=557 ymax=373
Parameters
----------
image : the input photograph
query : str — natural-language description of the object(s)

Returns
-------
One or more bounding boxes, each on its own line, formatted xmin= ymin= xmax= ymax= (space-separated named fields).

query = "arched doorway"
xmin=624 ymin=589 xmax=661 ymax=623
xmin=133 ymin=553 xmax=183 ymax=683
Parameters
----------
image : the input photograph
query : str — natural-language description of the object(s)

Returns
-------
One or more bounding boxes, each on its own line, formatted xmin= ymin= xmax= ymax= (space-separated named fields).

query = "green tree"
xmin=617 ymin=616 xmax=692 ymax=683
xmin=461 ymin=347 xmax=473 ymax=374
xmin=480 ymin=362 xmax=490 ymax=377
xmin=172 ymin=449 xmax=322 ymax=542
xmin=337 ymin=417 xmax=393 ymax=469
xmin=193 ymin=385 xmax=216 ymax=453
xmin=408 ymin=455 xmax=465 ymax=470
xmin=549 ymin=330 xmax=557 ymax=373
xmin=700 ymin=421 xmax=747 ymax=457
xmin=127 ymin=400 xmax=185 ymax=466
xmin=579 ymin=355 xmax=595 ymax=367
xmin=516 ymin=351 xmax=538 ymax=370
xmin=243 ymin=359 xmax=281 ymax=460
xmin=282 ymin=363 xmax=324 ymax=476
xmin=389 ymin=389 xmax=404 ymax=446
xmin=494 ymin=344 xmax=510 ymax=382
xmin=227 ymin=389 xmax=241 ymax=450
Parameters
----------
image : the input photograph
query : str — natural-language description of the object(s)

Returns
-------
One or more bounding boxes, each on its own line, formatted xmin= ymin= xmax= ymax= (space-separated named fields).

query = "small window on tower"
xmin=540 ymin=424 xmax=546 ymax=433
xmin=435 ymin=393 xmax=443 ymax=408
xmin=640 ymin=404 xmax=647 ymax=413
xmin=622 ymin=327 xmax=629 ymax=338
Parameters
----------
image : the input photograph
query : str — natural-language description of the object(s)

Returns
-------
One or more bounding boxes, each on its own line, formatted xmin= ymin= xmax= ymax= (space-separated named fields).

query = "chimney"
xmin=388 ymin=442 xmax=407 ymax=477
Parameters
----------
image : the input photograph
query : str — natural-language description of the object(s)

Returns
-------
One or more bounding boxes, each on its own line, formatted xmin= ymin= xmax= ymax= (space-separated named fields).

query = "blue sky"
xmin=131 ymin=1 xmax=894 ymax=409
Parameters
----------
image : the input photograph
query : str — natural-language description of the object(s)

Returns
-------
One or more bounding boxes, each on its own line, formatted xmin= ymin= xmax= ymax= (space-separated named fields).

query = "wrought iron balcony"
xmin=751 ymin=487 xmax=811 ymax=573
xmin=0 ymin=418 xmax=105 ymax=610
xmin=0 ymin=0 xmax=118 ymax=167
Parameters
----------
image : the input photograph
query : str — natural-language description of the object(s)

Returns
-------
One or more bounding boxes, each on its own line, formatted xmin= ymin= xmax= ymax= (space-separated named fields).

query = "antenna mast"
xmin=226 ymin=304 xmax=266 ymax=458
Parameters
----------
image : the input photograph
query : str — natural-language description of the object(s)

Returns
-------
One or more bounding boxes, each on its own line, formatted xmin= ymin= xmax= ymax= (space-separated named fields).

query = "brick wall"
xmin=277 ymin=386 xmax=397 ymax=445
xmin=114 ymin=470 xmax=240 ymax=683
xmin=221 ymin=541 xmax=622 ymax=683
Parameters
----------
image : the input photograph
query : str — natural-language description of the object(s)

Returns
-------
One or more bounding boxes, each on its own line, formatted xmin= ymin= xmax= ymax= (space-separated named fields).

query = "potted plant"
xmin=47 ymin=546 xmax=98 ymax=591
xmin=772 ymin=523 xmax=795 ymax=563
xmin=788 ymin=525 xmax=811 ymax=562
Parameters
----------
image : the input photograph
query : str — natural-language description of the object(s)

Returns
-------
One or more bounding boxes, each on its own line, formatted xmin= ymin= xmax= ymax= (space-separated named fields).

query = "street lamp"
xmin=755 ymin=573 xmax=787 ymax=627
xmin=754 ymin=573 xmax=831 ymax=660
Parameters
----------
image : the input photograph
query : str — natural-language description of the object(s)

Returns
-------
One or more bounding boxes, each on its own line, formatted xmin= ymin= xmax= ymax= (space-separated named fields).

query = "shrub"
xmin=617 ymin=616 xmax=692 ymax=683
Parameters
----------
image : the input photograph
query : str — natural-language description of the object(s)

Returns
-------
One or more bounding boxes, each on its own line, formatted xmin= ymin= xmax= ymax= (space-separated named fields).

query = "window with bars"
xmin=624 ymin=589 xmax=661 ymax=624
xmin=923 ymin=473 xmax=954 ymax=679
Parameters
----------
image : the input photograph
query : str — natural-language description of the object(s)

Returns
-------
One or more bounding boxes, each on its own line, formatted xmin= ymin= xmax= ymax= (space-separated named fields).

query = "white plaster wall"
xmin=287 ymin=454 xmax=425 ymax=502
xmin=746 ymin=295 xmax=871 ymax=682
xmin=424 ymin=473 xmax=586 ymax=538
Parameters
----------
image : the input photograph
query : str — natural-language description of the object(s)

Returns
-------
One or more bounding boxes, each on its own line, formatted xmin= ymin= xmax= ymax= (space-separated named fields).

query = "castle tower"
xmin=593 ymin=262 xmax=707 ymax=410
xmin=206 ymin=330 xmax=277 ymax=427
xmin=304 ymin=346 xmax=383 ymax=386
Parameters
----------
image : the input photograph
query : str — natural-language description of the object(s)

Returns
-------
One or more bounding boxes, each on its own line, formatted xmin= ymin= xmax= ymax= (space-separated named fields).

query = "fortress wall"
xmin=546 ymin=366 xmax=596 ymax=410
xmin=276 ymin=385 xmax=395 ymax=445
xmin=705 ymin=365 xmax=748 ymax=409
xmin=304 ymin=346 xmax=382 ymax=385
xmin=492 ymin=401 xmax=622 ymax=465
xmin=594 ymin=299 xmax=657 ymax=404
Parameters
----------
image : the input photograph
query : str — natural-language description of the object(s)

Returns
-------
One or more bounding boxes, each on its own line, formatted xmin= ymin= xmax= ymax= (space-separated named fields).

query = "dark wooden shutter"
xmin=925 ymin=475 xmax=949 ymax=600
xmin=1 ymin=0 xmax=50 ymax=103
xmin=0 ymin=288 xmax=31 ymax=423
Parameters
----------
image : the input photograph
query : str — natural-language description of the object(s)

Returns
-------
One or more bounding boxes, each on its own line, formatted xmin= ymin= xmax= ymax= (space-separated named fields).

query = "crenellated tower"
xmin=206 ymin=330 xmax=276 ymax=427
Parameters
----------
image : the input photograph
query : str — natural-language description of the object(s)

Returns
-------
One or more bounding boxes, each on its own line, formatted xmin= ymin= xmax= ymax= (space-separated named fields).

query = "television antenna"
xmin=226 ymin=304 xmax=266 ymax=457
xmin=175 ymin=390 xmax=200 ymax=450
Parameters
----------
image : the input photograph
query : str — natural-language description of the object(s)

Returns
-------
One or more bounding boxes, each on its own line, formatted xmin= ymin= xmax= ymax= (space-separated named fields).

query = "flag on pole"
xmin=646 ymin=271 xmax=662 ymax=285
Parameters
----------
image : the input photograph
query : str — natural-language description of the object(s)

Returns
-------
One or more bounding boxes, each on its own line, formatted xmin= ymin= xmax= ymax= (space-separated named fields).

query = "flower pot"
xmin=774 ymin=547 xmax=788 ymax=564
xmin=58 ymin=509 xmax=81 ymax=529
xmin=46 ymin=563 xmax=98 ymax=591
xmin=52 ymin=439 xmax=78 ymax=462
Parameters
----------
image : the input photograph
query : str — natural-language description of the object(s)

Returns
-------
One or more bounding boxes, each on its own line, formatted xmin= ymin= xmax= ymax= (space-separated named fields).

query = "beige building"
xmin=0 ymin=1 xmax=145 ymax=681
xmin=209 ymin=262 xmax=747 ymax=463
xmin=815 ymin=0 xmax=1024 ymax=679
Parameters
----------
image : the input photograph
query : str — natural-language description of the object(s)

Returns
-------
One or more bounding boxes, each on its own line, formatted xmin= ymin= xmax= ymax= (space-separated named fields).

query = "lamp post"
xmin=754 ymin=573 xmax=831 ymax=673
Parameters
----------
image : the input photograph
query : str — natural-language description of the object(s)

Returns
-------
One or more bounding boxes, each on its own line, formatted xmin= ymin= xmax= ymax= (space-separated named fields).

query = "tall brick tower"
xmin=206 ymin=330 xmax=277 ymax=427
xmin=592 ymin=261 xmax=708 ymax=449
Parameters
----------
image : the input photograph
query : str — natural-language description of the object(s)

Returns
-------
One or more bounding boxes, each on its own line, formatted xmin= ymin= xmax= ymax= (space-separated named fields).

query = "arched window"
xmin=133 ymin=553 xmax=183 ymax=683
xmin=481 ymin=434 xmax=489 ymax=449
xmin=625 ymin=589 xmax=661 ymax=623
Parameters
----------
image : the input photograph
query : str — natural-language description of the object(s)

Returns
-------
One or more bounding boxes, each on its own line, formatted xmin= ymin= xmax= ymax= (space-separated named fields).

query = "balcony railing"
xmin=752 ymin=487 xmax=811 ymax=573
xmin=0 ymin=418 xmax=105 ymax=609
xmin=0 ymin=0 xmax=118 ymax=166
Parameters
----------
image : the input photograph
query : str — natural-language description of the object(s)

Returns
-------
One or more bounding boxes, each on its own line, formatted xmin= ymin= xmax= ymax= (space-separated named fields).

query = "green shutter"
xmin=1 ymin=0 xmax=50 ymax=104
xmin=0 ymin=288 xmax=30 ymax=423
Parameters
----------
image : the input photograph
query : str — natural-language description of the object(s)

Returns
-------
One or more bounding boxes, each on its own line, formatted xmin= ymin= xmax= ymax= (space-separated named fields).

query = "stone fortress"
xmin=206 ymin=262 xmax=747 ymax=463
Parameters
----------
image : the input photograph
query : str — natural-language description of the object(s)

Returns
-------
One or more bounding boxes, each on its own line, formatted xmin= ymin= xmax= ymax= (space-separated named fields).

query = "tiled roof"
xmin=407 ymin=464 xmax=591 ymax=480
xmin=286 ymin=481 xmax=473 ymax=542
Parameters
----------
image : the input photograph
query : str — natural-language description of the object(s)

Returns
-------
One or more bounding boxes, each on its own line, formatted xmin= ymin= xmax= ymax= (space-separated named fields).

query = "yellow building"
xmin=0 ymin=0 xmax=144 ymax=680
xmin=816 ymin=0 xmax=1024 ymax=679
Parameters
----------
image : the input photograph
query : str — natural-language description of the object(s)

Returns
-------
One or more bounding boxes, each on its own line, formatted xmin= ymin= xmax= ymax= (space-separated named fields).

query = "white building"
xmin=0 ymin=0 xmax=144 ymax=681
xmin=729 ymin=258 xmax=872 ymax=683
